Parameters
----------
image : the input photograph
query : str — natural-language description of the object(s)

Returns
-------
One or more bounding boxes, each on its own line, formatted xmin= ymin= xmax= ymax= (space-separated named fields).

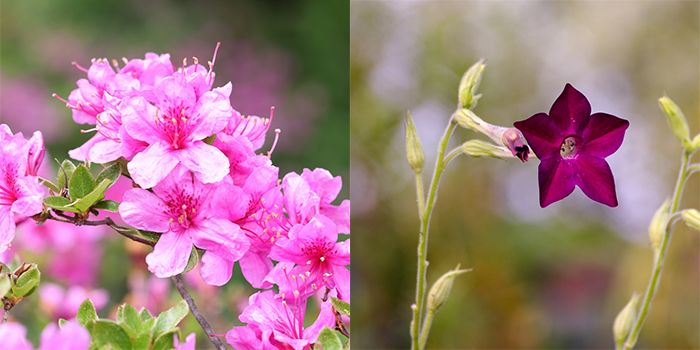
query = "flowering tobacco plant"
xmin=1 ymin=43 xmax=350 ymax=350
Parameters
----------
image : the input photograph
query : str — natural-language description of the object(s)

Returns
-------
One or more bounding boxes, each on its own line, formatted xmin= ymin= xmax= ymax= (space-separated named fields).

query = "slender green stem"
xmin=411 ymin=119 xmax=458 ymax=350
xmin=415 ymin=172 xmax=425 ymax=219
xmin=418 ymin=308 xmax=436 ymax=350
xmin=622 ymin=150 xmax=690 ymax=349
xmin=443 ymin=146 xmax=464 ymax=167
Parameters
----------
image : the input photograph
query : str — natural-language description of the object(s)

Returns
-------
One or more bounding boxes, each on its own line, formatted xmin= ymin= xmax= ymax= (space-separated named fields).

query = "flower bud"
xmin=462 ymin=140 xmax=505 ymax=160
xmin=0 ymin=273 xmax=11 ymax=297
xmin=613 ymin=292 xmax=640 ymax=349
xmin=649 ymin=198 xmax=671 ymax=252
xmin=12 ymin=264 xmax=40 ymax=297
xmin=682 ymin=209 xmax=700 ymax=231
xmin=501 ymin=128 xmax=529 ymax=162
xmin=453 ymin=108 xmax=483 ymax=131
xmin=427 ymin=265 xmax=470 ymax=312
xmin=26 ymin=131 xmax=45 ymax=177
xmin=458 ymin=59 xmax=486 ymax=110
xmin=659 ymin=96 xmax=690 ymax=144
xmin=405 ymin=111 xmax=425 ymax=173
xmin=691 ymin=134 xmax=700 ymax=152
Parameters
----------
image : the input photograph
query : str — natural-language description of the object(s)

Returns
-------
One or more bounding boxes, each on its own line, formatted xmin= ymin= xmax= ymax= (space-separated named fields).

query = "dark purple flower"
xmin=514 ymin=84 xmax=629 ymax=208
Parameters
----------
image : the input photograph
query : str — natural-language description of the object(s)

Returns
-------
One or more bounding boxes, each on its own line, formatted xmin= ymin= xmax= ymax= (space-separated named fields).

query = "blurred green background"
xmin=351 ymin=1 xmax=700 ymax=349
xmin=0 ymin=0 xmax=349 ymax=347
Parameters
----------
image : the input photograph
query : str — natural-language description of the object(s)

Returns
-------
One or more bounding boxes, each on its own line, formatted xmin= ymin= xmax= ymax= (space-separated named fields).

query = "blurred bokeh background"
xmin=351 ymin=1 xmax=699 ymax=349
xmin=0 ymin=0 xmax=349 ymax=347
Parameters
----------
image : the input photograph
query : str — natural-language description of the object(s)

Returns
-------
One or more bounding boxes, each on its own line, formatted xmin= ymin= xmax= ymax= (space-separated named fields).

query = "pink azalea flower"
xmin=174 ymin=333 xmax=196 ymax=350
xmin=37 ymin=321 xmax=91 ymax=350
xmin=300 ymin=168 xmax=350 ymax=234
xmin=121 ymin=73 xmax=232 ymax=188
xmin=225 ymin=290 xmax=336 ymax=350
xmin=0 ymin=322 xmax=33 ymax=350
xmin=0 ymin=124 xmax=44 ymax=253
xmin=119 ymin=165 xmax=249 ymax=279
xmin=269 ymin=215 xmax=350 ymax=302
xmin=221 ymin=108 xmax=273 ymax=151
xmin=209 ymin=165 xmax=282 ymax=287
xmin=124 ymin=271 xmax=171 ymax=315
xmin=39 ymin=283 xmax=108 ymax=320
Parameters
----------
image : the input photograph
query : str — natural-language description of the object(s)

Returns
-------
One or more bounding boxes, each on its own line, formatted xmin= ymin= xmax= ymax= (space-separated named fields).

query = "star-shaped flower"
xmin=514 ymin=84 xmax=629 ymax=207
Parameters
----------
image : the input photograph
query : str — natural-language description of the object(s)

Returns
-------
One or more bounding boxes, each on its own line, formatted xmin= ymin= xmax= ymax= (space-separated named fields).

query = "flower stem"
xmin=171 ymin=275 xmax=227 ymax=350
xmin=622 ymin=149 xmax=690 ymax=349
xmin=411 ymin=118 xmax=458 ymax=350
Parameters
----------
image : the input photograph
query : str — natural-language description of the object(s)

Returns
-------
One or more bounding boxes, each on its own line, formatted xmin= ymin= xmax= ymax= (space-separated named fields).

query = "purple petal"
xmin=128 ymin=142 xmax=180 ymax=189
xmin=177 ymin=141 xmax=229 ymax=184
xmin=538 ymin=157 xmax=575 ymax=208
xmin=513 ymin=113 xmax=562 ymax=160
xmin=199 ymin=251 xmax=234 ymax=286
xmin=581 ymin=113 xmax=629 ymax=158
xmin=548 ymin=84 xmax=591 ymax=135
xmin=571 ymin=155 xmax=618 ymax=207
xmin=119 ymin=188 xmax=171 ymax=232
xmin=145 ymin=230 xmax=193 ymax=278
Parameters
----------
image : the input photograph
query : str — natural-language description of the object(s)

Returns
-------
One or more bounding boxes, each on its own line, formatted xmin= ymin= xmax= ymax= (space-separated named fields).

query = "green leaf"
xmin=152 ymin=330 xmax=178 ymax=350
xmin=139 ymin=231 xmax=162 ymax=243
xmin=96 ymin=163 xmax=121 ymax=188
xmin=183 ymin=247 xmax=199 ymax=273
xmin=93 ymin=200 xmax=120 ymax=212
xmin=154 ymin=300 xmax=189 ymax=334
xmin=139 ymin=307 xmax=153 ymax=322
xmin=343 ymin=338 xmax=351 ymax=350
xmin=142 ymin=318 xmax=156 ymax=333
xmin=317 ymin=326 xmax=342 ymax=350
xmin=73 ymin=178 xmax=111 ymax=213
xmin=93 ymin=320 xmax=133 ymax=350
xmin=132 ymin=332 xmax=152 ymax=350
xmin=122 ymin=304 xmax=142 ymax=333
xmin=57 ymin=159 xmax=76 ymax=190
xmin=0 ymin=263 xmax=10 ymax=274
xmin=202 ymin=134 xmax=217 ymax=145
xmin=69 ymin=165 xmax=96 ymax=200
xmin=118 ymin=322 xmax=138 ymax=339
xmin=58 ymin=318 xmax=68 ymax=328
xmin=39 ymin=177 xmax=60 ymax=194
xmin=43 ymin=196 xmax=81 ymax=213
xmin=0 ymin=274 xmax=11 ymax=297
xmin=12 ymin=265 xmax=40 ymax=297
xmin=77 ymin=299 xmax=99 ymax=327
xmin=330 ymin=297 xmax=350 ymax=317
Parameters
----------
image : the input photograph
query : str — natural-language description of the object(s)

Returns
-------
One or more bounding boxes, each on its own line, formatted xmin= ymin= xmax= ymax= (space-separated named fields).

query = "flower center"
xmin=559 ymin=136 xmax=581 ymax=158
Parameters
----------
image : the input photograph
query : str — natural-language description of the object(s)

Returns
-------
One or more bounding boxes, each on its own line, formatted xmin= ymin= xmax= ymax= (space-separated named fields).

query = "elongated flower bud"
xmin=405 ymin=111 xmax=425 ymax=173
xmin=462 ymin=140 xmax=506 ymax=160
xmin=613 ymin=292 xmax=640 ymax=349
xmin=427 ymin=265 xmax=470 ymax=312
xmin=691 ymin=134 xmax=700 ymax=152
xmin=12 ymin=263 xmax=40 ymax=297
xmin=649 ymin=198 xmax=671 ymax=253
xmin=682 ymin=209 xmax=700 ymax=231
xmin=659 ymin=96 xmax=690 ymax=144
xmin=458 ymin=60 xmax=486 ymax=110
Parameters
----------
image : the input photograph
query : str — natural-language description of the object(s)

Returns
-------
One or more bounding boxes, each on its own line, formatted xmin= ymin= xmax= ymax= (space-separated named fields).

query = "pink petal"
xmin=572 ymin=154 xmax=618 ymax=207
xmin=513 ymin=113 xmax=562 ymax=160
xmin=303 ymin=301 xmax=338 ymax=343
xmin=538 ymin=157 xmax=575 ymax=208
xmin=128 ymin=142 xmax=180 ymax=189
xmin=548 ymin=84 xmax=591 ymax=136
xmin=239 ymin=249 xmax=274 ymax=289
xmin=321 ymin=199 xmax=350 ymax=234
xmin=190 ymin=218 xmax=249 ymax=263
xmin=226 ymin=325 xmax=264 ymax=350
xmin=199 ymin=251 xmax=234 ymax=286
xmin=88 ymin=139 xmax=122 ymax=164
xmin=0 ymin=323 xmax=33 ymax=350
xmin=581 ymin=113 xmax=630 ymax=158
xmin=121 ymin=96 xmax=163 ymax=144
xmin=68 ymin=133 xmax=105 ymax=162
xmin=211 ymin=182 xmax=250 ymax=222
xmin=330 ymin=264 xmax=350 ymax=302
xmin=119 ymin=188 xmax=171 ymax=232
xmin=145 ymin=230 xmax=193 ymax=278
xmin=177 ymin=141 xmax=229 ymax=184
xmin=188 ymin=87 xmax=233 ymax=141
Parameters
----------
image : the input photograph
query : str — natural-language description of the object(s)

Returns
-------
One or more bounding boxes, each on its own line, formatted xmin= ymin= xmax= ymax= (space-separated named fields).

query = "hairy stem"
xmin=411 ymin=118 xmax=458 ymax=350
xmin=171 ymin=275 xmax=227 ymax=350
xmin=622 ymin=150 xmax=690 ymax=349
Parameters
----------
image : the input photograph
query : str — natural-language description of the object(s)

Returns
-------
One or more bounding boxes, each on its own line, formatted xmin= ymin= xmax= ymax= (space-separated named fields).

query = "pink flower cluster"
xmin=0 ymin=125 xmax=44 ymax=253
xmin=55 ymin=44 xmax=350 ymax=348
xmin=0 ymin=320 xmax=90 ymax=350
